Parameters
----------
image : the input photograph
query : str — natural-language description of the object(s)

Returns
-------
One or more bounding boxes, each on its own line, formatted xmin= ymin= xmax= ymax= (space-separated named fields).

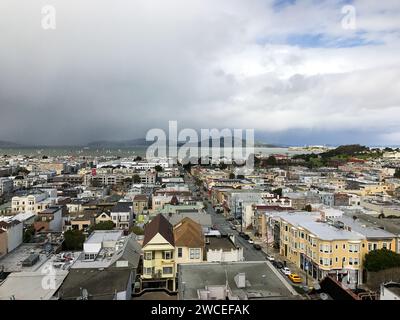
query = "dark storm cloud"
xmin=1 ymin=0 xmax=400 ymax=145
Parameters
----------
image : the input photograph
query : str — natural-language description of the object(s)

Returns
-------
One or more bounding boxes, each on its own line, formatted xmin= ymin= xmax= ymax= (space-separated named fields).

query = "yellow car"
xmin=288 ymin=273 xmax=302 ymax=283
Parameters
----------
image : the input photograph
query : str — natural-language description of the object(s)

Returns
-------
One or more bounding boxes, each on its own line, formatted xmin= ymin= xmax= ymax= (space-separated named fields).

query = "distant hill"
xmin=0 ymin=140 xmax=22 ymax=148
xmin=87 ymin=137 xmax=281 ymax=148
xmin=87 ymin=139 xmax=155 ymax=148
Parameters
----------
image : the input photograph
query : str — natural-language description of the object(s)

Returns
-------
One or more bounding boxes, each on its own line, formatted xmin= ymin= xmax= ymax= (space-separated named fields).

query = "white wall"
xmin=206 ymin=247 xmax=244 ymax=262
xmin=49 ymin=208 xmax=63 ymax=232
xmin=381 ymin=285 xmax=400 ymax=300
xmin=6 ymin=223 xmax=23 ymax=252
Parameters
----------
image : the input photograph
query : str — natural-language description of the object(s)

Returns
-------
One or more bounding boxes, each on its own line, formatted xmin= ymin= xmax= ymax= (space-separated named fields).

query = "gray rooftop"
xmin=279 ymin=212 xmax=364 ymax=241
xmin=334 ymin=215 xmax=396 ymax=239
xmin=85 ymin=230 xmax=124 ymax=244
xmin=178 ymin=261 xmax=299 ymax=300
xmin=163 ymin=212 xmax=212 ymax=228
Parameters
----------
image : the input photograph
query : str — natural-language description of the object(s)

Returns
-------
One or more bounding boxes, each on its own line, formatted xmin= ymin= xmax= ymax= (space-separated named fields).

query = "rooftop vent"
xmin=234 ymin=273 xmax=246 ymax=289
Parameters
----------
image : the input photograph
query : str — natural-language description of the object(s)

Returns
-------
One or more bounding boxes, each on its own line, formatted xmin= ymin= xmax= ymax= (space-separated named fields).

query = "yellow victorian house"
xmin=141 ymin=214 xmax=176 ymax=291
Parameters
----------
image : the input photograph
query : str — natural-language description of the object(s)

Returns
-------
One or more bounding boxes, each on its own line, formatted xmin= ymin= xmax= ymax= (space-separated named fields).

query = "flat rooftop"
xmin=85 ymin=230 xmax=123 ymax=244
xmin=178 ymin=261 xmax=299 ymax=300
xmin=206 ymin=237 xmax=237 ymax=251
xmin=280 ymin=212 xmax=364 ymax=241
xmin=0 ymin=270 xmax=69 ymax=300
xmin=0 ymin=244 xmax=49 ymax=273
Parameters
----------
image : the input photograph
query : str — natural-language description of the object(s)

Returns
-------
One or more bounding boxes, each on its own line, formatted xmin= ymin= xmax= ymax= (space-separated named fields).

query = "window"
xmin=368 ymin=243 xmax=372 ymax=251
xmin=177 ymin=248 xmax=183 ymax=258
xmin=320 ymin=244 xmax=331 ymax=253
xmin=163 ymin=267 xmax=173 ymax=274
xmin=144 ymin=252 xmax=152 ymax=260
xmin=145 ymin=267 xmax=153 ymax=275
xmin=382 ymin=243 xmax=387 ymax=249
xmin=349 ymin=244 xmax=359 ymax=253
xmin=343 ymin=244 xmax=346 ymax=249
xmin=354 ymin=258 xmax=359 ymax=265
xmin=349 ymin=257 xmax=353 ymax=265
xmin=190 ymin=248 xmax=201 ymax=260
xmin=163 ymin=251 xmax=172 ymax=259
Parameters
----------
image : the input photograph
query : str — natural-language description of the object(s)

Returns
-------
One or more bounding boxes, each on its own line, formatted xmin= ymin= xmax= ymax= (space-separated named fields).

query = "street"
xmin=184 ymin=171 xmax=266 ymax=261
xmin=184 ymin=171 xmax=311 ymax=292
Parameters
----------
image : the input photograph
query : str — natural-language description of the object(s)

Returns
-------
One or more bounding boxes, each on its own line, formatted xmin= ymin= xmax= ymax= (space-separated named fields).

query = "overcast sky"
xmin=1 ymin=0 xmax=400 ymax=146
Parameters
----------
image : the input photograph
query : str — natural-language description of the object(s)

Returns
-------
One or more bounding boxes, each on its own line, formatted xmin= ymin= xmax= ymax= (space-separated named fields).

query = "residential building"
xmin=278 ymin=211 xmax=397 ymax=288
xmin=133 ymin=194 xmax=148 ymax=214
xmin=142 ymin=214 xmax=175 ymax=291
xmin=111 ymin=201 xmax=134 ymax=230
xmin=206 ymin=235 xmax=244 ymax=262
xmin=177 ymin=261 xmax=298 ymax=300
xmin=95 ymin=211 xmax=112 ymax=224
xmin=0 ymin=220 xmax=23 ymax=254
xmin=0 ymin=178 xmax=13 ymax=195
xmin=173 ymin=218 xmax=205 ymax=270
xmin=33 ymin=206 xmax=63 ymax=232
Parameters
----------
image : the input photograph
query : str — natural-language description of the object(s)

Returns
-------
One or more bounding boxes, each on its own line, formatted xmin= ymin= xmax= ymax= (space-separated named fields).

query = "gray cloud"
xmin=0 ymin=0 xmax=400 ymax=146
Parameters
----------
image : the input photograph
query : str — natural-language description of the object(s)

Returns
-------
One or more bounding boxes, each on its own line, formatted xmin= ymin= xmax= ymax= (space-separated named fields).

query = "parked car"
xmin=273 ymin=261 xmax=284 ymax=269
xmin=248 ymin=239 xmax=254 ymax=244
xmin=253 ymin=244 xmax=262 ymax=250
xmin=239 ymin=232 xmax=250 ymax=240
xmin=288 ymin=273 xmax=302 ymax=283
xmin=230 ymin=225 xmax=237 ymax=230
xmin=226 ymin=217 xmax=234 ymax=222
xmin=265 ymin=254 xmax=275 ymax=262
xmin=281 ymin=267 xmax=291 ymax=276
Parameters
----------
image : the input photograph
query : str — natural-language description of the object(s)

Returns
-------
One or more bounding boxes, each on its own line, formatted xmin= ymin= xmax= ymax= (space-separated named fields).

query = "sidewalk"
xmin=258 ymin=242 xmax=316 ymax=289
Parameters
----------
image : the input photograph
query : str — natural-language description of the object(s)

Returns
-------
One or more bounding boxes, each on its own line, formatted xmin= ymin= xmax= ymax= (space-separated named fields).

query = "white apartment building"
xmin=111 ymin=201 xmax=134 ymax=229
xmin=12 ymin=193 xmax=48 ymax=213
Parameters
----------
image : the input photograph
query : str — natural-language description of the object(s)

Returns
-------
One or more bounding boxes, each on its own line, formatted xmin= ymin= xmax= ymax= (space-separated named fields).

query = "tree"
xmin=364 ymin=249 xmax=400 ymax=272
xmin=182 ymin=162 xmax=193 ymax=172
xmin=394 ymin=169 xmax=400 ymax=179
xmin=303 ymin=204 xmax=312 ymax=212
xmin=23 ymin=225 xmax=35 ymax=243
xmin=134 ymin=156 xmax=143 ymax=161
xmin=265 ymin=155 xmax=277 ymax=166
xmin=130 ymin=225 xmax=144 ymax=235
xmin=272 ymin=188 xmax=282 ymax=197
xmin=154 ymin=165 xmax=163 ymax=172
xmin=133 ymin=174 xmax=141 ymax=184
xmin=229 ymin=172 xmax=235 ymax=179
xmin=92 ymin=221 xmax=115 ymax=231
xmin=219 ymin=162 xmax=227 ymax=170
xmin=63 ymin=229 xmax=86 ymax=250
